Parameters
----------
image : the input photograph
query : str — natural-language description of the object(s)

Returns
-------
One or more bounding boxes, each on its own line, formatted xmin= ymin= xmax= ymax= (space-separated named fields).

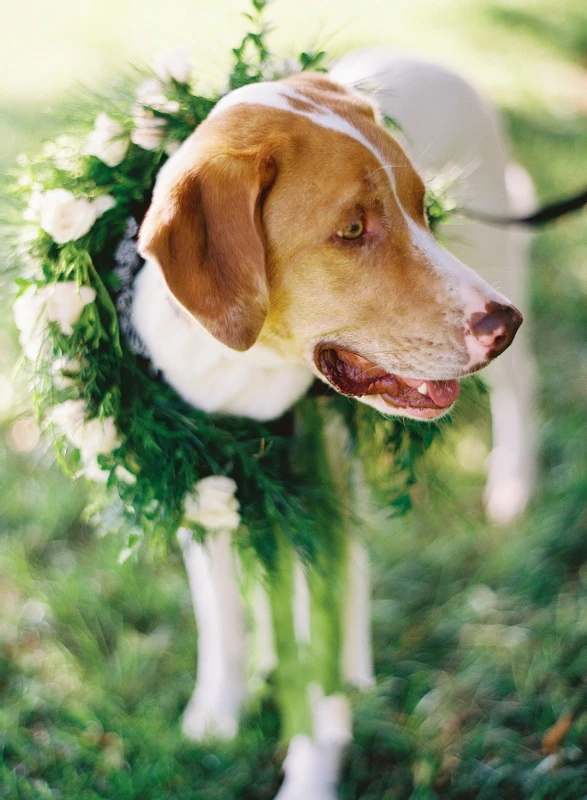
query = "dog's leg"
xmin=246 ymin=577 xmax=278 ymax=690
xmin=271 ymin=549 xmax=352 ymax=800
xmin=275 ymin=692 xmax=352 ymax=800
xmin=342 ymin=534 xmax=374 ymax=688
xmin=178 ymin=528 xmax=247 ymax=740
xmin=267 ymin=530 xmax=314 ymax=746
xmin=482 ymin=165 xmax=537 ymax=523
xmin=273 ymin=405 xmax=366 ymax=800
xmin=342 ymin=455 xmax=375 ymax=689
xmin=483 ymin=342 xmax=537 ymax=523
xmin=447 ymin=213 xmax=536 ymax=523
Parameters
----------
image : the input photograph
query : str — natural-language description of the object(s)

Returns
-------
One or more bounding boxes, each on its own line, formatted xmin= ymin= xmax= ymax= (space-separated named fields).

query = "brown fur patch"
xmin=283 ymin=94 xmax=324 ymax=114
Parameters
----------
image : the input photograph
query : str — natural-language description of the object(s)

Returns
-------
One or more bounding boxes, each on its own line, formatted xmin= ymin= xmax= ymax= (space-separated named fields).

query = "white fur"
xmin=406 ymin=219 xmax=513 ymax=367
xmin=132 ymin=261 xmax=313 ymax=421
xmin=178 ymin=528 xmax=247 ymax=740
xmin=249 ymin=581 xmax=278 ymax=681
xmin=275 ymin=694 xmax=352 ymax=800
xmin=342 ymin=537 xmax=374 ymax=688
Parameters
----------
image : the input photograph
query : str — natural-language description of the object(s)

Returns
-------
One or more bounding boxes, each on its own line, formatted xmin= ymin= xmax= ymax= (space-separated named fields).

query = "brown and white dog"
xmin=131 ymin=51 xmax=531 ymax=799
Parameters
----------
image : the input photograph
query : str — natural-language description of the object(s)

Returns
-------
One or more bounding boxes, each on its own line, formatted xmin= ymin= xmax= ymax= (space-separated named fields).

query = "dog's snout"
xmin=469 ymin=302 xmax=523 ymax=358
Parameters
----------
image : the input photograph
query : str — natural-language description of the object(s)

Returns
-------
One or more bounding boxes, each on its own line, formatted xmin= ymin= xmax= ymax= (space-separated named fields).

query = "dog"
xmin=131 ymin=52 xmax=529 ymax=799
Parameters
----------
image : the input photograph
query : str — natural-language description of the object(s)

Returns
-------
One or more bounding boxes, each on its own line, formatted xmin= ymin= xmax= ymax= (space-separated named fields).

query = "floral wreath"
xmin=9 ymin=0 xmax=460 ymax=566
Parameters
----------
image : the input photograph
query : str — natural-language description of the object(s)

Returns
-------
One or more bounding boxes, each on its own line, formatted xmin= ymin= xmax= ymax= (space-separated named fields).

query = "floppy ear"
xmin=138 ymin=150 xmax=276 ymax=351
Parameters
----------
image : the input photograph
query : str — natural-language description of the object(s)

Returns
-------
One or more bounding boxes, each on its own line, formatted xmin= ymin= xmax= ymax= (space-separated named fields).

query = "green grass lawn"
xmin=1 ymin=1 xmax=587 ymax=797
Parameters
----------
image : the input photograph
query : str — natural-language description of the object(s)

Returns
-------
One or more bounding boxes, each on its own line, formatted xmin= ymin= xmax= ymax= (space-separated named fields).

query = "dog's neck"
xmin=131 ymin=261 xmax=314 ymax=421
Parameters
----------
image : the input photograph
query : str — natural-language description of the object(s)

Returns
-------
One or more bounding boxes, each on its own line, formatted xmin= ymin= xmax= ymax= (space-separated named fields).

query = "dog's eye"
xmin=336 ymin=220 xmax=364 ymax=240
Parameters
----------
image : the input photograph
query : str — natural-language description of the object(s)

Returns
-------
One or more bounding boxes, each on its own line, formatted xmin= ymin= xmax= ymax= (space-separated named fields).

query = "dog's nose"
xmin=469 ymin=302 xmax=523 ymax=358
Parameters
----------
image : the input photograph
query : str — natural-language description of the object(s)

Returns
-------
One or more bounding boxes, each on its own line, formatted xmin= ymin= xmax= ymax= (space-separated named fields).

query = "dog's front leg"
xmin=178 ymin=528 xmax=247 ymax=740
xmin=270 ymin=548 xmax=352 ymax=800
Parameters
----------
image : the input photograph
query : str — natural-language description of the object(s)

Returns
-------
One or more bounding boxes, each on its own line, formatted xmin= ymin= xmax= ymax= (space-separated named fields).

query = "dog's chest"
xmin=131 ymin=261 xmax=314 ymax=421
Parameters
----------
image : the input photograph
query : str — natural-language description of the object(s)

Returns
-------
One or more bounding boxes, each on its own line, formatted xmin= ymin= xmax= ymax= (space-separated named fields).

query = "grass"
xmin=1 ymin=0 xmax=587 ymax=797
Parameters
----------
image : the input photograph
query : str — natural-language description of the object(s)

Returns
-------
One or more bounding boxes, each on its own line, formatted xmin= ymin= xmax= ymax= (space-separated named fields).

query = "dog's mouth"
xmin=315 ymin=346 xmax=460 ymax=420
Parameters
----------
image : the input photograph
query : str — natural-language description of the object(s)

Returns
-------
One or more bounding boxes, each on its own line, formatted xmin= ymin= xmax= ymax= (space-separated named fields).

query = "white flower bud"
xmin=115 ymin=465 xmax=137 ymax=485
xmin=52 ymin=356 xmax=83 ymax=389
xmin=153 ymin=46 xmax=193 ymax=84
xmin=131 ymin=109 xmax=167 ymax=151
xmin=92 ymin=195 xmax=116 ymax=216
xmin=83 ymin=457 xmax=111 ymax=483
xmin=85 ymin=113 xmax=129 ymax=167
xmin=136 ymin=80 xmax=180 ymax=113
xmin=82 ymin=459 xmax=136 ymax=486
xmin=184 ymin=475 xmax=241 ymax=531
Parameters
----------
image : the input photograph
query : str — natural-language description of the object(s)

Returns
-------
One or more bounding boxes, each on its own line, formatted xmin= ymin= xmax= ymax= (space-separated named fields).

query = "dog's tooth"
xmin=417 ymin=383 xmax=428 ymax=395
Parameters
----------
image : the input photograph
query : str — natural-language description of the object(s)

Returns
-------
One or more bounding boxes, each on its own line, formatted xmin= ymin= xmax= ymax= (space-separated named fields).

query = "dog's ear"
xmin=138 ymin=149 xmax=276 ymax=351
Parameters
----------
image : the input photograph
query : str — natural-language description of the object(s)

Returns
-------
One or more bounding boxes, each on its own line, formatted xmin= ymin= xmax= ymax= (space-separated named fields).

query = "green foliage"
xmin=8 ymin=0 xmax=444 ymax=568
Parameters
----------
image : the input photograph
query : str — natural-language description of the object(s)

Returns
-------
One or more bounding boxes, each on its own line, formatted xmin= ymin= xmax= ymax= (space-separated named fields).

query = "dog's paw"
xmin=274 ymin=780 xmax=339 ymax=800
xmin=273 ymin=735 xmax=342 ymax=800
xmin=181 ymin=701 xmax=239 ymax=741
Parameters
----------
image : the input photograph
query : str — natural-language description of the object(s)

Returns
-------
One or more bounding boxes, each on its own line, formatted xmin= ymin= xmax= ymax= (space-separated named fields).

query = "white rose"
xmin=39 ymin=189 xmax=96 ymax=243
xmin=38 ymin=189 xmax=116 ymax=244
xmin=131 ymin=108 xmax=167 ymax=150
xmin=153 ymin=46 xmax=192 ymax=84
xmin=49 ymin=400 xmax=121 ymax=461
xmin=45 ymin=282 xmax=96 ymax=335
xmin=85 ymin=113 xmax=129 ymax=167
xmin=184 ymin=475 xmax=241 ymax=531
xmin=136 ymin=80 xmax=180 ymax=113
xmin=13 ymin=287 xmax=49 ymax=361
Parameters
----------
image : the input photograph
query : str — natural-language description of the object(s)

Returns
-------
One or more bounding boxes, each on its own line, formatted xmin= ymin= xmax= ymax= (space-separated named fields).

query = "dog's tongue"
xmin=402 ymin=378 xmax=460 ymax=407
xmin=425 ymin=380 xmax=460 ymax=407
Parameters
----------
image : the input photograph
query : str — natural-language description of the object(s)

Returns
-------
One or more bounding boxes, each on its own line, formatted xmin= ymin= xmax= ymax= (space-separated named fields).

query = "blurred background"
xmin=1 ymin=0 xmax=586 ymax=797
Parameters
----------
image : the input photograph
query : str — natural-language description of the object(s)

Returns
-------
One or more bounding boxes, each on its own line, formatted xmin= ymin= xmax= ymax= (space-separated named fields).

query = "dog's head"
xmin=138 ymin=72 xmax=522 ymax=420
